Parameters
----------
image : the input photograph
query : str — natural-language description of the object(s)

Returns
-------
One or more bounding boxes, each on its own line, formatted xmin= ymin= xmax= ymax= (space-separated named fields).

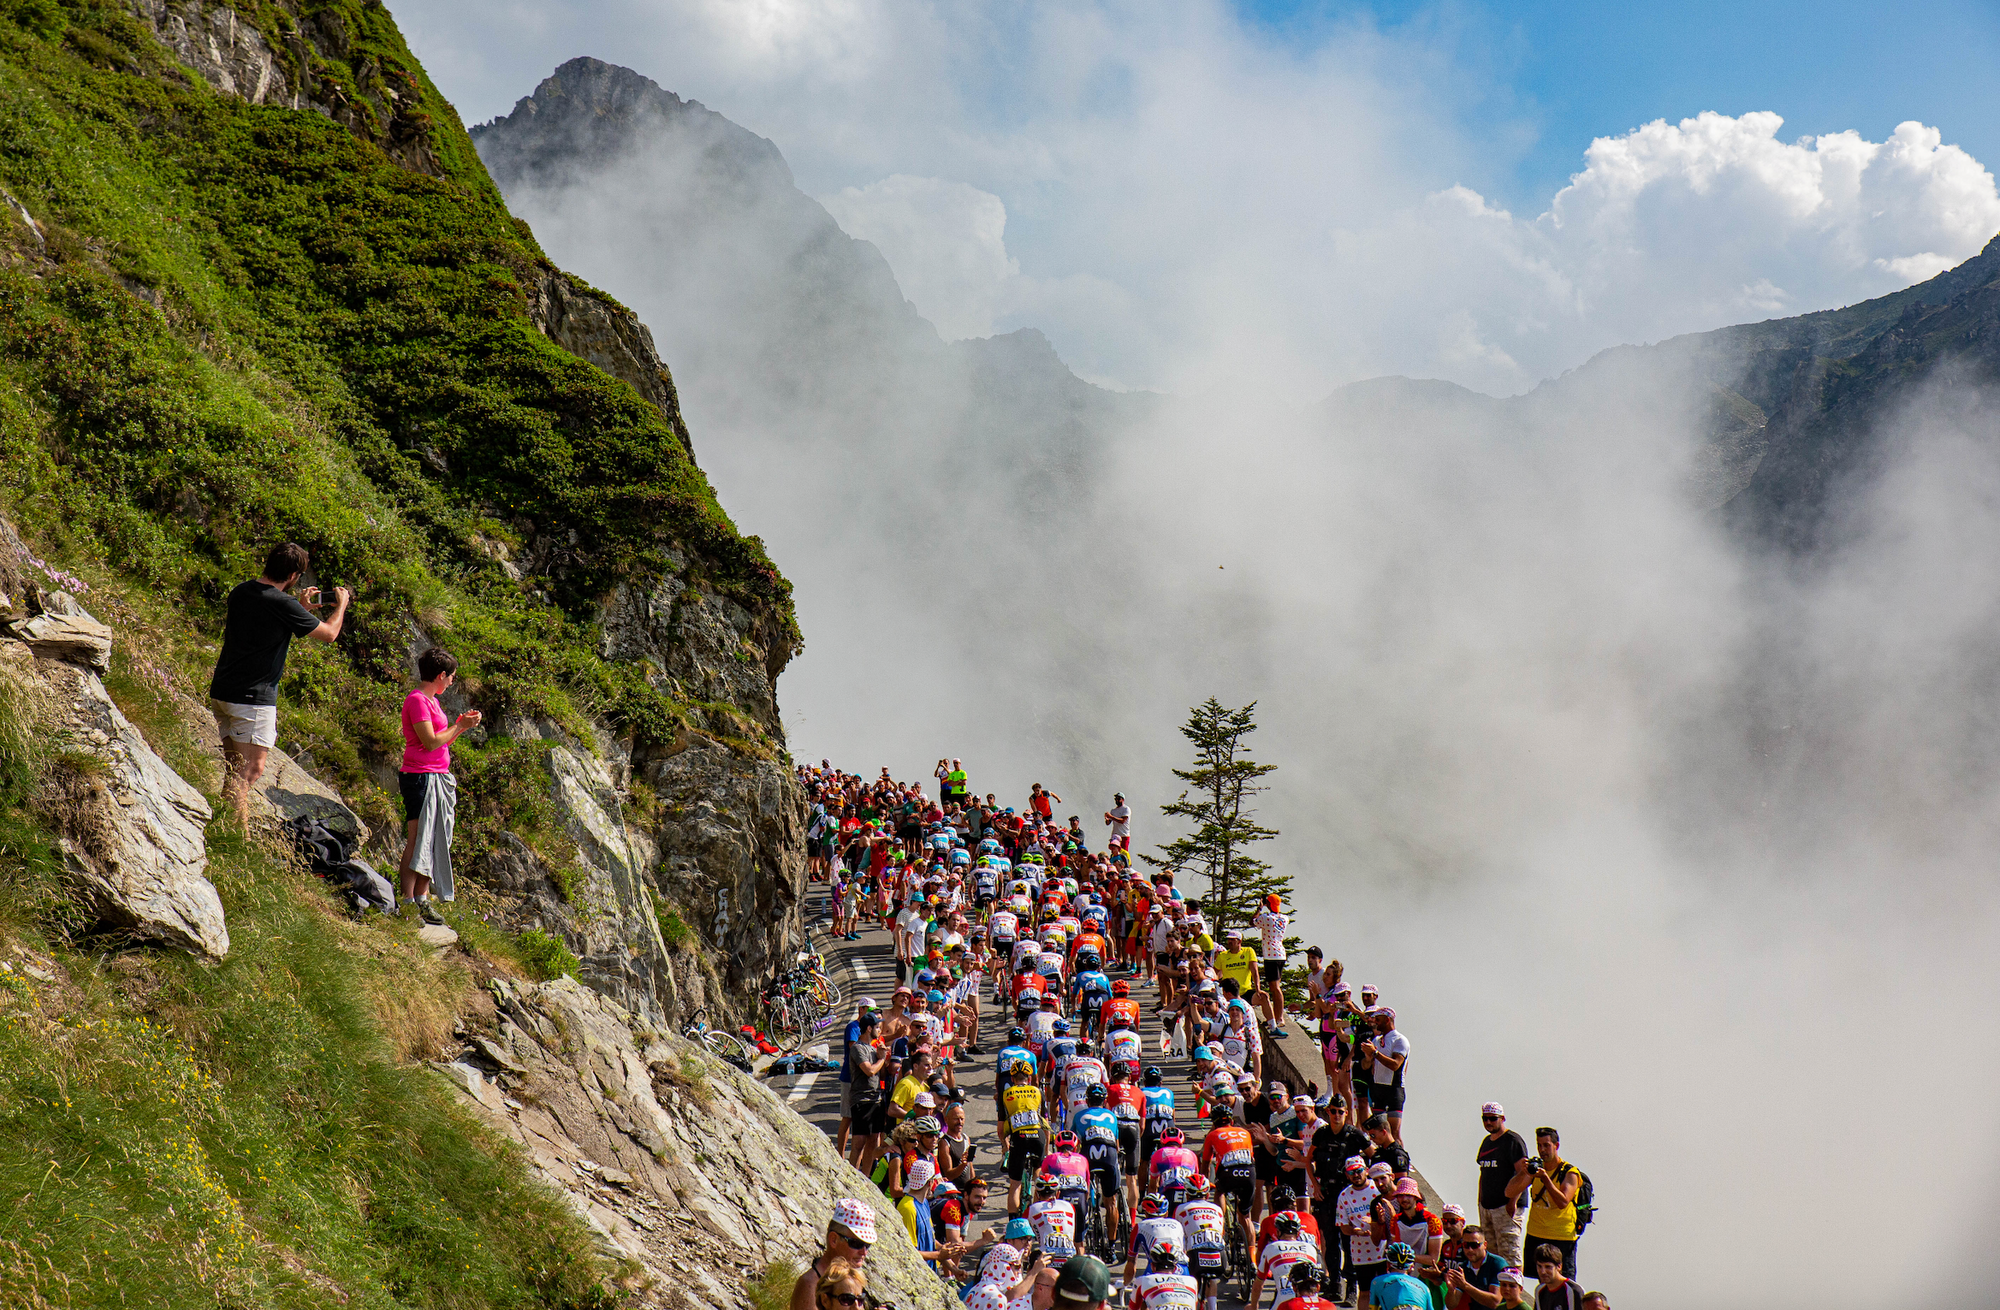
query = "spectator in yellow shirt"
xmin=1215 ymin=927 xmax=1261 ymax=998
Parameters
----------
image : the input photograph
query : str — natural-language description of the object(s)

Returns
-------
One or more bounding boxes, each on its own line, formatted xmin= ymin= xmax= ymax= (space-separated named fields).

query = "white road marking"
xmin=851 ymin=955 xmax=871 ymax=980
xmin=788 ymin=1071 xmax=821 ymax=1103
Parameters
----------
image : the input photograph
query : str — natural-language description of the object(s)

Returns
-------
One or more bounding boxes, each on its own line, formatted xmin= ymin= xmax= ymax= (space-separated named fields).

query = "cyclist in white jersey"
xmin=1174 ymin=1176 xmax=1228 ymax=1310
xmin=1123 ymin=1192 xmax=1189 ymax=1288
xmin=1027 ymin=1175 xmax=1079 ymax=1261
xmin=1131 ymin=1235 xmax=1200 ymax=1309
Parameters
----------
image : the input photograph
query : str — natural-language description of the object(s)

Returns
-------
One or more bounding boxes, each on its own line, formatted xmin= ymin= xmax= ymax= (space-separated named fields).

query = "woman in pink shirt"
xmin=397 ymin=647 xmax=481 ymax=924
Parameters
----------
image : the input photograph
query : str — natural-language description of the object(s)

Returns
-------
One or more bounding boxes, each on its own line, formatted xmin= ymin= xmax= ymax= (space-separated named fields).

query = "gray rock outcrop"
xmin=1 ymin=640 xmax=227 ymax=958
xmin=434 ymin=975 xmax=958 ymax=1310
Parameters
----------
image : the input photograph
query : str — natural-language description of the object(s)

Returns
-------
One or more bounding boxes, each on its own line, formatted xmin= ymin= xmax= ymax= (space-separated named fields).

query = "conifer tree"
xmin=1143 ymin=697 xmax=1287 ymax=937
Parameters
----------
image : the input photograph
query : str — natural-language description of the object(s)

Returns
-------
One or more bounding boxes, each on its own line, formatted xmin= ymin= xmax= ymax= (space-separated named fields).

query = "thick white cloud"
xmin=819 ymin=175 xmax=1017 ymax=339
xmin=814 ymin=111 xmax=1999 ymax=394
xmin=394 ymin=1 xmax=1998 ymax=395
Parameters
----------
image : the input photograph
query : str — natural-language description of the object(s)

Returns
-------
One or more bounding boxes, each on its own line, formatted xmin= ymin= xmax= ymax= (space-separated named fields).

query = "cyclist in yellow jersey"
xmin=1001 ymin=1064 xmax=1048 ymax=1214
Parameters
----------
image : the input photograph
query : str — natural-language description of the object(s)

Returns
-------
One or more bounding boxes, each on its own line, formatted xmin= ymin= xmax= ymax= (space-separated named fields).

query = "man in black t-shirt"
xmin=207 ymin=542 xmax=348 ymax=828
xmin=1473 ymin=1103 xmax=1529 ymax=1271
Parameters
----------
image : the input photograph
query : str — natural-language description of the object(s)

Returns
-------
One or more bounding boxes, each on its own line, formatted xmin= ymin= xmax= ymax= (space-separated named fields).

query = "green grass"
xmin=745 ymin=1260 xmax=800 ymax=1310
xmin=0 ymin=1 xmax=805 ymax=1304
xmin=0 ymin=817 xmax=617 ymax=1308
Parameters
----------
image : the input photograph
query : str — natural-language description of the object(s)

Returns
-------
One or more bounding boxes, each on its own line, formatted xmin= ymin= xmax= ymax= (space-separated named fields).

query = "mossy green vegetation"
xmin=0 ymin=0 xmax=793 ymax=810
xmin=0 ymin=0 xmax=800 ymax=1304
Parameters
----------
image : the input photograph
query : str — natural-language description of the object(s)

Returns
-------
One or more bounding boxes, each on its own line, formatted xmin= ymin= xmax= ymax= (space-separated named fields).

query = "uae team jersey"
xmin=1257 ymin=1238 xmax=1319 ymax=1287
xmin=1131 ymin=1271 xmax=1200 ymax=1309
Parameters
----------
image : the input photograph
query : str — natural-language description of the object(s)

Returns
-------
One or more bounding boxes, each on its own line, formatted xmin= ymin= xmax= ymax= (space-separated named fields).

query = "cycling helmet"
xmin=1209 ymin=1105 xmax=1233 ymax=1124
xmin=1115 ymin=1059 xmax=1141 ymax=1080
xmin=1034 ymin=1173 xmax=1058 ymax=1197
xmin=1052 ymin=1017 xmax=1070 ymax=1034
xmin=1008 ymin=1026 xmax=1026 ymax=1042
xmin=1288 ymin=1264 xmax=1327 ymax=1293
xmin=1270 ymin=1184 xmax=1298 ymax=1211
xmin=1385 ymin=1242 xmax=1416 ymax=1269
xmin=1111 ymin=979 xmax=1130 ymax=996
xmin=1085 ymin=1083 xmax=1108 ymax=1106
xmin=1188 ymin=1172 xmax=1211 ymax=1196
xmin=1159 ymin=1125 xmax=1185 ymax=1145
xmin=1074 ymin=1039 xmax=1091 ymax=1056
xmin=1272 ymin=1212 xmax=1301 ymax=1239
xmin=1052 ymin=1129 xmax=1079 ymax=1151
xmin=1142 ymin=1066 xmax=1163 ymax=1087
xmin=1149 ymin=1235 xmax=1184 ymax=1265
xmin=1140 ymin=1192 xmax=1167 ymax=1218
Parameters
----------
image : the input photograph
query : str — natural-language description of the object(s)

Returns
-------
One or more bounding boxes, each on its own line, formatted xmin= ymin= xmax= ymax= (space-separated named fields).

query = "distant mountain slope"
xmin=1331 ymin=236 xmax=2000 ymax=549
xmin=471 ymin=59 xmax=1156 ymax=768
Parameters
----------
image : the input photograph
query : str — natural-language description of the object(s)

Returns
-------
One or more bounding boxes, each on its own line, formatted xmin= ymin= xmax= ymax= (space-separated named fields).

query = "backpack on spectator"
xmin=1571 ymin=1165 xmax=1597 ymax=1234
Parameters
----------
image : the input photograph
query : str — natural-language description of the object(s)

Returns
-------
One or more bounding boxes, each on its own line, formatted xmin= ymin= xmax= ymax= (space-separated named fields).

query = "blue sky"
xmin=1236 ymin=0 xmax=2000 ymax=210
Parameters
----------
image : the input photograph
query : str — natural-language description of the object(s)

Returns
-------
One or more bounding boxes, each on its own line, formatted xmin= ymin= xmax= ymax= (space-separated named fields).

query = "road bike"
xmin=682 ymin=1010 xmax=756 ymax=1072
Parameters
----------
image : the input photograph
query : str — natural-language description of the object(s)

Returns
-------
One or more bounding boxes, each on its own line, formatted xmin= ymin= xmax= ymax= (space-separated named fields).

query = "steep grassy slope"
xmin=0 ymin=1 xmax=802 ymax=1305
xmin=0 ymin=0 xmax=793 ymax=831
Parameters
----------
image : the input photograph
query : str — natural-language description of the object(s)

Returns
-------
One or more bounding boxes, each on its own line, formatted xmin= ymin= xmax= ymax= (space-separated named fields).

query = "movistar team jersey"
xmin=1143 ymin=1087 xmax=1177 ymax=1125
xmin=1045 ymin=1036 xmax=1078 ymax=1081
xmin=997 ymin=1045 xmax=1037 ymax=1081
xmin=1076 ymin=971 xmax=1112 ymax=1007
xmin=1071 ymin=1106 xmax=1121 ymax=1147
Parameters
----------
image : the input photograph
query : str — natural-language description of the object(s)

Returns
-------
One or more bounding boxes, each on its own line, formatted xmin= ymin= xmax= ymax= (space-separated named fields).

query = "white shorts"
xmin=210 ymin=699 xmax=278 ymax=748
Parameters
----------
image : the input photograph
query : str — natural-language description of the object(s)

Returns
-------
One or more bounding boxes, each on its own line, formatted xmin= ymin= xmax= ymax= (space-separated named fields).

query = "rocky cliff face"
xmin=0 ymin=603 xmax=226 ymax=958
xmin=106 ymin=3 xmax=812 ymax=1030
xmin=433 ymin=974 xmax=958 ymax=1310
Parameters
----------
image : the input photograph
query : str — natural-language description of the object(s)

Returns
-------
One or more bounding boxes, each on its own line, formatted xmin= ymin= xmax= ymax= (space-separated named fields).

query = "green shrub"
xmin=650 ymin=891 xmax=695 ymax=951
xmin=513 ymin=927 xmax=578 ymax=982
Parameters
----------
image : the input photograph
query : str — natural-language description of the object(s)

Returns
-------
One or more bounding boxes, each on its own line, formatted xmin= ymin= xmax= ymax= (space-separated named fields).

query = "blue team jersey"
xmin=1369 ymin=1272 xmax=1432 ymax=1310
xmin=1142 ymin=1086 xmax=1176 ymax=1124
xmin=997 ymin=1045 xmax=1038 ymax=1080
xmin=1071 ymin=1106 xmax=1122 ymax=1147
xmin=1046 ymin=1037 xmax=1078 ymax=1080
xmin=1076 ymin=971 xmax=1112 ymax=1004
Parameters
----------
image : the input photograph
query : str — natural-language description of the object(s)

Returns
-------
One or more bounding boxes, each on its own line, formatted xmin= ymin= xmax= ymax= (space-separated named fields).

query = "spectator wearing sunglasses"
xmin=791 ymin=1199 xmax=876 ymax=1310
xmin=813 ymin=1260 xmax=867 ymax=1310
xmin=1473 ymin=1103 xmax=1529 ymax=1270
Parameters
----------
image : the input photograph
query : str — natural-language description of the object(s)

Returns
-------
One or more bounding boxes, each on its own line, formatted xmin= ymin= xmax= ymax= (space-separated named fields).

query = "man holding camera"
xmin=208 ymin=542 xmax=350 ymax=830
xmin=1521 ymin=1127 xmax=1583 ymax=1281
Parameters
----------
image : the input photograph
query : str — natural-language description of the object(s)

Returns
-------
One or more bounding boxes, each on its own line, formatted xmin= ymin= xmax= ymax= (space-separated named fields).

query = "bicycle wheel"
xmin=765 ymin=995 xmax=804 ymax=1046
xmin=702 ymin=1029 xmax=752 ymax=1072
